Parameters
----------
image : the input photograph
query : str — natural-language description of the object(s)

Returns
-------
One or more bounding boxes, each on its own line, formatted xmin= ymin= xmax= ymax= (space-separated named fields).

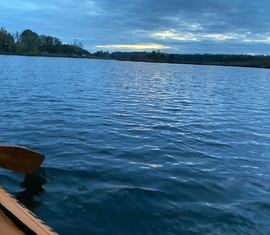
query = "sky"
xmin=1 ymin=0 xmax=270 ymax=54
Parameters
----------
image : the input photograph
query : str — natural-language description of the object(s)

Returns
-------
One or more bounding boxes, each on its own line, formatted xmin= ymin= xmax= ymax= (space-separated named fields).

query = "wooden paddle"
xmin=0 ymin=145 xmax=44 ymax=173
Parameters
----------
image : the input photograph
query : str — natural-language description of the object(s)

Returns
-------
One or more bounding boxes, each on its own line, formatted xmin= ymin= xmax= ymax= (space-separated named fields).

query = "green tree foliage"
xmin=0 ymin=26 xmax=90 ymax=56
xmin=1 ymin=26 xmax=270 ymax=68
xmin=109 ymin=51 xmax=270 ymax=68
xmin=38 ymin=35 xmax=62 ymax=53
xmin=20 ymin=29 xmax=39 ymax=53
xmin=0 ymin=27 xmax=15 ymax=52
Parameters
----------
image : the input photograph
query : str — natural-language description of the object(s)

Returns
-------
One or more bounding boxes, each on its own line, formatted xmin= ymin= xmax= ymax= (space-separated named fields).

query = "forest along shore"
xmin=1 ymin=26 xmax=270 ymax=69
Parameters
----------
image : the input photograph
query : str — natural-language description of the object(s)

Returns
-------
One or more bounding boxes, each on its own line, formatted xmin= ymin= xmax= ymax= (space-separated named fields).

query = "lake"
xmin=0 ymin=55 xmax=270 ymax=235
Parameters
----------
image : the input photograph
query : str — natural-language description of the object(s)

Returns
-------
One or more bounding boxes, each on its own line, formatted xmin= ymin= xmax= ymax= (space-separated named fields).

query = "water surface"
xmin=0 ymin=55 xmax=270 ymax=235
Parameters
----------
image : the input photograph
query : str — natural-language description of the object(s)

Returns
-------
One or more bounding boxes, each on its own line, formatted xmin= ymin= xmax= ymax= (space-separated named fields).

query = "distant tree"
xmin=20 ymin=29 xmax=39 ymax=53
xmin=94 ymin=50 xmax=109 ymax=57
xmin=73 ymin=39 xmax=84 ymax=49
xmin=13 ymin=32 xmax=20 ymax=43
xmin=0 ymin=26 xmax=92 ymax=56
xmin=0 ymin=27 xmax=15 ymax=52
xmin=38 ymin=35 xmax=61 ymax=53
xmin=2 ymin=25 xmax=270 ymax=68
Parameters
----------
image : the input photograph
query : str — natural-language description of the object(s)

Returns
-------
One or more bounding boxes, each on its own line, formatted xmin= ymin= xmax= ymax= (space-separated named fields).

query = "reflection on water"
xmin=0 ymin=56 xmax=270 ymax=235
xmin=17 ymin=168 xmax=47 ymax=209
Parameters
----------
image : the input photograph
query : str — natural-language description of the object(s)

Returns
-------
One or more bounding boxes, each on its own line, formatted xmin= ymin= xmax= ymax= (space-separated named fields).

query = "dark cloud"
xmin=0 ymin=0 xmax=270 ymax=53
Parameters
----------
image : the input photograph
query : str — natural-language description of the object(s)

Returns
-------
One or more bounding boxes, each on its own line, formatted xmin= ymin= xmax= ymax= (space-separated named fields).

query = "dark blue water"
xmin=0 ymin=55 xmax=270 ymax=235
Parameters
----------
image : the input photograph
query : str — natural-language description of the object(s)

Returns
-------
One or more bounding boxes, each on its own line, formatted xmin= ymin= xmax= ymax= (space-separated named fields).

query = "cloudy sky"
xmin=1 ymin=0 xmax=270 ymax=54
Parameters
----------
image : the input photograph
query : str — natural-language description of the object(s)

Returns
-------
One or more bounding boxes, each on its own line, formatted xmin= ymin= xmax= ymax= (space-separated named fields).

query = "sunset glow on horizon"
xmin=1 ymin=0 xmax=270 ymax=54
xmin=96 ymin=44 xmax=171 ymax=50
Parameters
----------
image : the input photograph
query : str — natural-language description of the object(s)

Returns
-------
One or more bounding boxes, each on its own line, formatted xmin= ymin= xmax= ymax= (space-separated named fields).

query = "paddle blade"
xmin=0 ymin=146 xmax=44 ymax=173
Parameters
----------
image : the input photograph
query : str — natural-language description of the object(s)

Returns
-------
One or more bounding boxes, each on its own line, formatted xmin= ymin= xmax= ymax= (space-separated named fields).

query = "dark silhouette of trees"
xmin=0 ymin=26 xmax=270 ymax=68
xmin=0 ymin=27 xmax=15 ymax=52
xmin=0 ymin=26 xmax=90 ymax=56
xmin=108 ymin=51 xmax=270 ymax=68
xmin=19 ymin=29 xmax=39 ymax=53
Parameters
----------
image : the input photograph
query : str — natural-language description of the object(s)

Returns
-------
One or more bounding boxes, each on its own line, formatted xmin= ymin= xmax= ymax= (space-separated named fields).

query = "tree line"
xmin=0 ymin=26 xmax=90 ymax=56
xmin=94 ymin=51 xmax=270 ymax=68
xmin=1 ymin=26 xmax=270 ymax=68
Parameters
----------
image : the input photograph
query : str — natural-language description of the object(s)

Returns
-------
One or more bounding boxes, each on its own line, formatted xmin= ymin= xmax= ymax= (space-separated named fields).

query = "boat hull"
xmin=0 ymin=187 xmax=57 ymax=235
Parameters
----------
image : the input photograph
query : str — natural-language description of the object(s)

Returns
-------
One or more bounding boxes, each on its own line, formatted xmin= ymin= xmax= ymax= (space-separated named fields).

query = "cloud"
xmin=0 ymin=1 xmax=39 ymax=10
xmin=1 ymin=0 xmax=270 ymax=53
xmin=96 ymin=44 xmax=171 ymax=50
xmin=151 ymin=31 xmax=198 ymax=41
xmin=0 ymin=0 xmax=57 ymax=11
xmin=205 ymin=34 xmax=239 ymax=41
xmin=151 ymin=29 xmax=270 ymax=45
xmin=151 ymin=30 xmax=241 ymax=41
xmin=84 ymin=0 xmax=104 ymax=16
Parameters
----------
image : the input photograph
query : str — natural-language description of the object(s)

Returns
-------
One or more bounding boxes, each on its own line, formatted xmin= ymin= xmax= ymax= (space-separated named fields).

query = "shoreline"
xmin=0 ymin=52 xmax=269 ymax=70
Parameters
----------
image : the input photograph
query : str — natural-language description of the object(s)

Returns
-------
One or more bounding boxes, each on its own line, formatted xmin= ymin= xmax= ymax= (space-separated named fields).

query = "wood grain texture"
xmin=0 ymin=145 xmax=44 ymax=173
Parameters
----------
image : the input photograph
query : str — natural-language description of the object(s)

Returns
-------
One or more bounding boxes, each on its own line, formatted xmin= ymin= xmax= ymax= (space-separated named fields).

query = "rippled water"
xmin=0 ymin=55 xmax=270 ymax=235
